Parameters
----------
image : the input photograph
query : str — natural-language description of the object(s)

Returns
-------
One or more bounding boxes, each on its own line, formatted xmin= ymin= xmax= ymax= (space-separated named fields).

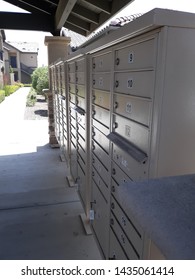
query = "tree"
xmin=31 ymin=66 xmax=49 ymax=94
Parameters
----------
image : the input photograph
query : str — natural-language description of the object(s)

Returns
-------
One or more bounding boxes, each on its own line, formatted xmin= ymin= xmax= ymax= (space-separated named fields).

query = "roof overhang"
xmin=0 ymin=0 xmax=134 ymax=36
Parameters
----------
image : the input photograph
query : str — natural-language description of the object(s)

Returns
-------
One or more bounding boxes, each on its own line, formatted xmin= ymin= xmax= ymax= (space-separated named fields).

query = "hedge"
xmin=4 ymin=85 xmax=20 ymax=96
xmin=0 ymin=90 xmax=5 ymax=103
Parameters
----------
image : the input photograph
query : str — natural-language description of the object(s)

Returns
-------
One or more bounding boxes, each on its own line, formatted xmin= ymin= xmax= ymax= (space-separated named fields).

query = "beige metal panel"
xmin=113 ymin=114 xmax=149 ymax=154
xmin=69 ymin=83 xmax=76 ymax=94
xmin=77 ymin=162 xmax=86 ymax=207
xmin=76 ymin=58 xmax=85 ymax=72
xmin=78 ymin=143 xmax=86 ymax=163
xmin=92 ymin=153 xmax=109 ymax=185
xmin=67 ymin=62 xmax=75 ymax=72
xmin=70 ymin=116 xmax=76 ymax=128
xmin=92 ymin=119 xmax=109 ymax=136
xmin=113 ymin=93 xmax=152 ymax=127
xmin=92 ymin=89 xmax=111 ymax=110
xmin=114 ymin=71 xmax=154 ymax=98
xmin=112 ymin=143 xmax=148 ymax=181
xmin=150 ymin=27 xmax=195 ymax=178
xmin=92 ymin=105 xmax=110 ymax=129
xmin=69 ymin=93 xmax=76 ymax=104
xmin=91 ymin=180 xmax=109 ymax=258
xmin=92 ymin=126 xmax=110 ymax=154
xmin=70 ymin=131 xmax=77 ymax=147
xmin=77 ymin=96 xmax=86 ymax=110
xmin=109 ymin=229 xmax=128 ymax=259
xmin=77 ymin=123 xmax=86 ymax=140
xmin=92 ymin=52 xmax=112 ymax=72
xmin=68 ymin=72 xmax=75 ymax=83
xmin=92 ymin=140 xmax=110 ymax=170
xmin=76 ymin=85 xmax=85 ymax=98
xmin=77 ymin=153 xmax=86 ymax=175
xmin=78 ymin=133 xmax=86 ymax=151
xmin=114 ymin=38 xmax=156 ymax=71
xmin=76 ymin=72 xmax=85 ymax=85
xmin=110 ymin=196 xmax=143 ymax=256
xmin=110 ymin=213 xmax=139 ymax=260
xmin=77 ymin=113 xmax=86 ymax=128
xmin=92 ymin=167 xmax=109 ymax=202
xmin=70 ymin=140 xmax=78 ymax=182
xmin=111 ymin=161 xmax=132 ymax=185
xmin=92 ymin=73 xmax=111 ymax=91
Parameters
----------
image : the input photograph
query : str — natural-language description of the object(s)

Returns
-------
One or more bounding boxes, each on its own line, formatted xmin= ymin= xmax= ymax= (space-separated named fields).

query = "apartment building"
xmin=3 ymin=40 xmax=38 ymax=84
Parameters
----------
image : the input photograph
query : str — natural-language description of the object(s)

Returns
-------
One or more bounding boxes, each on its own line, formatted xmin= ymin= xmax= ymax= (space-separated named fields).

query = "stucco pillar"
xmin=44 ymin=36 xmax=71 ymax=147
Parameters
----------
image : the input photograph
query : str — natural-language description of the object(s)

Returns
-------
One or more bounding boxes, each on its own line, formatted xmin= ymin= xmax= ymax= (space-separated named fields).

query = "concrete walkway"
xmin=0 ymin=88 xmax=101 ymax=260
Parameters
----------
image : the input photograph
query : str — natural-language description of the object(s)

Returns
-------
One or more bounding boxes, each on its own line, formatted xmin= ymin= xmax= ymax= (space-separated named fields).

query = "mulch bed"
xmin=24 ymin=95 xmax=48 ymax=120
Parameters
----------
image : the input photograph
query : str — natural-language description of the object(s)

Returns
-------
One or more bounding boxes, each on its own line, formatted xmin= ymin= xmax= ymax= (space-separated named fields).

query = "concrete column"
xmin=44 ymin=36 xmax=71 ymax=147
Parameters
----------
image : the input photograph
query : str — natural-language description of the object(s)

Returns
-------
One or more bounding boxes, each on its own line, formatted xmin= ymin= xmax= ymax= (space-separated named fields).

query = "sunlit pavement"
xmin=0 ymin=88 xmax=101 ymax=260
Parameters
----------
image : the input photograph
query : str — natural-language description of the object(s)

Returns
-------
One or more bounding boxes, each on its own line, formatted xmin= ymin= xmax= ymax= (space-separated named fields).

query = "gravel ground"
xmin=24 ymin=95 xmax=48 ymax=120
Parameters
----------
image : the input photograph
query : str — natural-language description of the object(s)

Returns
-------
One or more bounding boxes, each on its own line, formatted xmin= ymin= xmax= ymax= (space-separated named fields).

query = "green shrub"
xmin=23 ymin=83 xmax=32 ymax=87
xmin=3 ymin=85 xmax=20 ymax=96
xmin=0 ymin=90 xmax=5 ymax=103
xmin=26 ymin=88 xmax=37 ymax=107
xmin=31 ymin=67 xmax=49 ymax=94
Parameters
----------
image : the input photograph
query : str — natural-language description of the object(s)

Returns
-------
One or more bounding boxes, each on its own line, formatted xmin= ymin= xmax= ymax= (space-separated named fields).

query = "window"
xmin=0 ymin=50 xmax=3 ymax=61
xmin=10 ymin=55 xmax=17 ymax=68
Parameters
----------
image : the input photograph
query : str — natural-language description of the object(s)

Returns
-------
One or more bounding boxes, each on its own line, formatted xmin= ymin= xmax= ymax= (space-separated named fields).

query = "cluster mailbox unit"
xmin=50 ymin=9 xmax=195 ymax=259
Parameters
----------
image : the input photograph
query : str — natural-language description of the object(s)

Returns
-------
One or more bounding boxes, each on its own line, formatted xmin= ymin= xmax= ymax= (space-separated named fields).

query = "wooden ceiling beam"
xmin=55 ymin=0 xmax=77 ymax=30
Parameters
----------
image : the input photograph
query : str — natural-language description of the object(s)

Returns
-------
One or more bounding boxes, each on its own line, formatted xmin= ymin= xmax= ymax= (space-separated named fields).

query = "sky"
xmin=1 ymin=0 xmax=195 ymax=66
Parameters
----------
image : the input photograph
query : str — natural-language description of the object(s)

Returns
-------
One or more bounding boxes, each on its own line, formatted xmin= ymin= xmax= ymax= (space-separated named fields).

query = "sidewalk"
xmin=0 ymin=88 xmax=101 ymax=260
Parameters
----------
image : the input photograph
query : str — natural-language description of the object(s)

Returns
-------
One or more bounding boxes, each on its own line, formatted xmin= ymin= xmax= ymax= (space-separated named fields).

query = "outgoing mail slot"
xmin=92 ymin=73 xmax=110 ymax=91
xmin=114 ymin=38 xmax=156 ymax=71
xmin=114 ymin=71 xmax=154 ymax=98
xmin=92 ymin=90 xmax=111 ymax=110
xmin=111 ymin=196 xmax=143 ymax=257
xmin=112 ymin=143 xmax=148 ymax=181
xmin=113 ymin=93 xmax=151 ymax=127
xmin=113 ymin=114 xmax=149 ymax=154
xmin=92 ymin=105 xmax=110 ymax=128
xmin=92 ymin=51 xmax=112 ymax=72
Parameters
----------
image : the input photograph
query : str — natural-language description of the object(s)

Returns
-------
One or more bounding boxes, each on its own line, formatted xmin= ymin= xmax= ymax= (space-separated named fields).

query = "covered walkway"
xmin=0 ymin=87 xmax=101 ymax=260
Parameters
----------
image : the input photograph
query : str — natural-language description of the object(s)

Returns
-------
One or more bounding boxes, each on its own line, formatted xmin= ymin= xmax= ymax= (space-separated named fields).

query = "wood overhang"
xmin=0 ymin=0 xmax=134 ymax=36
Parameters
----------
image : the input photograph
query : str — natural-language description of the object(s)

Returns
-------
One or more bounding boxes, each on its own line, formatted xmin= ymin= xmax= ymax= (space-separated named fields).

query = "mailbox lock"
xmin=112 ymin=168 xmax=116 ymax=175
xmin=93 ymin=79 xmax=96 ymax=85
xmin=110 ymin=218 xmax=114 ymax=225
xmin=111 ymin=185 xmax=115 ymax=192
xmin=115 ymin=58 xmax=120 ymax=65
xmin=115 ymin=80 xmax=119 ymax=88
xmin=111 ymin=202 xmax=115 ymax=209
xmin=93 ymin=63 xmax=96 ymax=69
xmin=114 ymin=101 xmax=118 ymax=109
